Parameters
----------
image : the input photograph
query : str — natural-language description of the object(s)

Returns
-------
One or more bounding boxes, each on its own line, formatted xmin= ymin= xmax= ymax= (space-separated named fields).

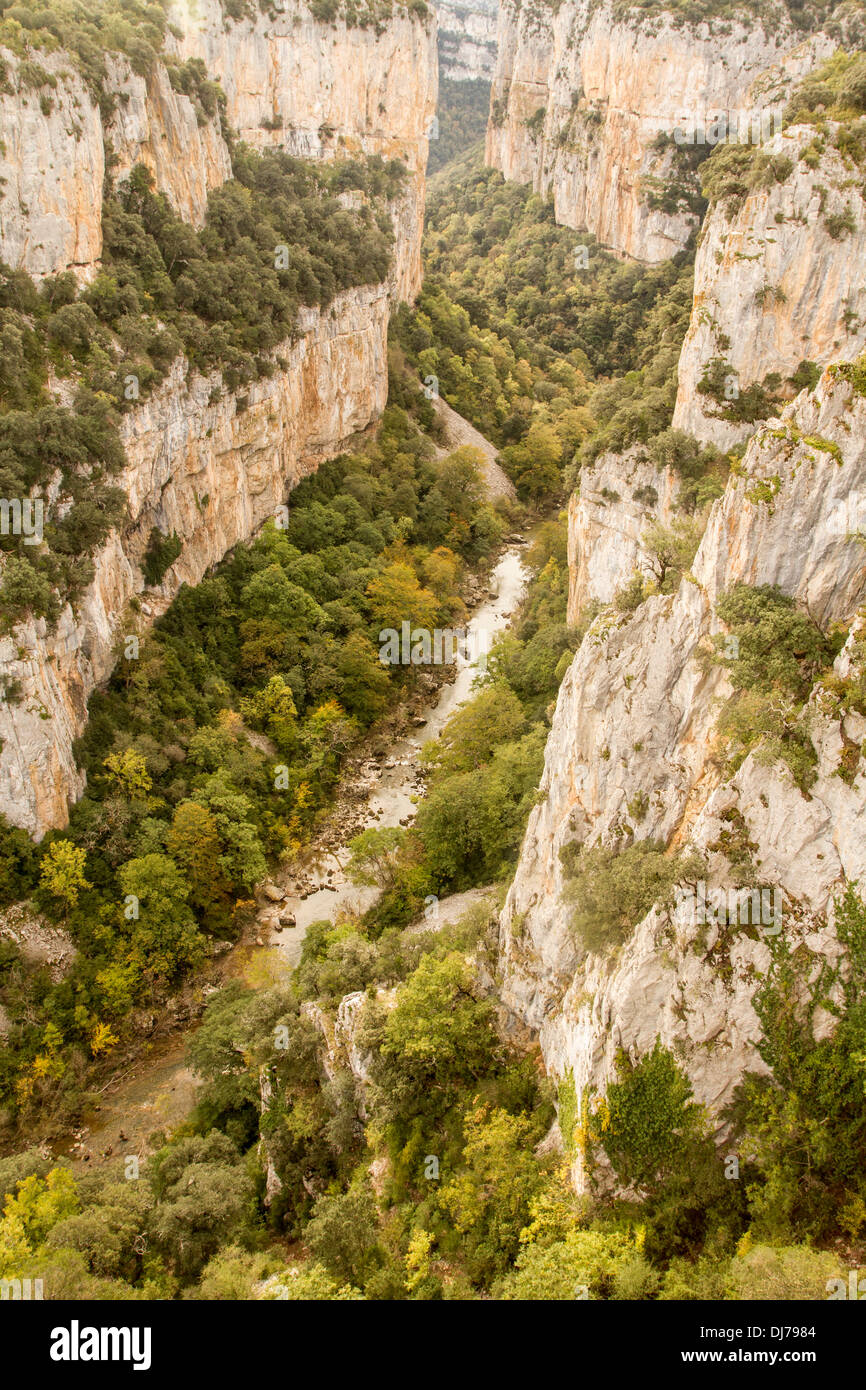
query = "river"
xmin=61 ymin=543 xmax=529 ymax=1163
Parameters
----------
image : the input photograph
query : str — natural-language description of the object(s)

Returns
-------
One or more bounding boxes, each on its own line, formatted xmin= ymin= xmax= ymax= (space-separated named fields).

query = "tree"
xmin=600 ymin=1041 xmax=707 ymax=1194
xmin=373 ymin=952 xmax=499 ymax=1136
xmin=436 ymin=448 xmax=484 ymax=516
xmin=495 ymin=1228 xmax=643 ymax=1300
xmin=240 ymin=564 xmax=328 ymax=633
xmin=101 ymin=748 xmax=152 ymax=798
xmin=304 ymin=1183 xmax=381 ymax=1287
xmin=421 ymin=684 xmax=526 ymax=776
xmin=564 ymin=840 xmax=703 ymax=954
xmin=710 ymin=582 xmax=836 ymax=700
xmin=0 ymin=1167 xmax=79 ymax=1276
xmin=642 ymin=514 xmax=704 ymax=590
xmin=148 ymin=1132 xmax=256 ymax=1283
xmin=193 ymin=772 xmax=267 ymax=892
xmin=335 ymin=631 xmax=391 ymax=724
xmin=438 ymin=1106 xmax=543 ymax=1282
xmin=239 ymin=674 xmax=298 ymax=754
xmin=346 ymin=827 xmax=407 ymax=891
xmin=366 ymin=561 xmax=438 ymax=638
xmin=166 ymin=801 xmax=229 ymax=921
xmin=39 ymin=840 xmax=90 ymax=914
xmin=117 ymin=854 xmax=205 ymax=982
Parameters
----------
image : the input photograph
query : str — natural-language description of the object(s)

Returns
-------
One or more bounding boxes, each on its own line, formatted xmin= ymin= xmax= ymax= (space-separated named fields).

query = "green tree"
xmin=39 ymin=840 xmax=90 ymax=914
xmin=367 ymin=561 xmax=438 ymax=637
xmin=304 ymin=1183 xmax=381 ymax=1287
xmin=118 ymin=854 xmax=205 ymax=982
xmin=438 ymin=1106 xmax=544 ymax=1283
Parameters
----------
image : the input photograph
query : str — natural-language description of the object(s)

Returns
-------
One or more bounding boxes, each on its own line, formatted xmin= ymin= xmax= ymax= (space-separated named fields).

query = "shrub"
xmin=563 ymin=839 xmax=704 ymax=954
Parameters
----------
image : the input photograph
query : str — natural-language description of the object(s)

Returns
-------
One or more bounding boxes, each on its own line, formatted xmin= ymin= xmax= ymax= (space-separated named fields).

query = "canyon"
xmin=2 ymin=0 xmax=866 ymax=1220
xmin=0 ymin=1 xmax=437 ymax=839
xmin=501 ymin=369 xmax=866 ymax=1173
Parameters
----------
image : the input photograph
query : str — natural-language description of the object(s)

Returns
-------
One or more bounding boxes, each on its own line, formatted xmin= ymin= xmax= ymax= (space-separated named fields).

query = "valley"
xmin=0 ymin=0 xmax=865 ymax=1308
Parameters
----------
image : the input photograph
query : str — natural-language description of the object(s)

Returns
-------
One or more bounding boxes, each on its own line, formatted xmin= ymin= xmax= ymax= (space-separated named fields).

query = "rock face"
xmin=0 ymin=49 xmax=105 ymax=281
xmin=498 ymin=370 xmax=866 ymax=1170
xmin=0 ymin=45 xmax=230 ymax=279
xmin=566 ymin=446 xmax=678 ymax=622
xmin=105 ymin=53 xmax=233 ymax=230
xmin=0 ymin=3 xmax=437 ymax=838
xmin=0 ymin=284 xmax=390 ymax=837
xmin=0 ymin=3 xmax=436 ymax=289
xmin=485 ymin=0 xmax=834 ymax=263
xmin=673 ymin=124 xmax=866 ymax=448
xmin=436 ymin=0 xmax=498 ymax=81
xmin=167 ymin=0 xmax=437 ymax=301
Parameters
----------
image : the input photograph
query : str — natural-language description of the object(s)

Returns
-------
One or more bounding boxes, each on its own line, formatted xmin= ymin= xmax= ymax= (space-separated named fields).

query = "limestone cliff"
xmin=0 ymin=284 xmax=390 ymax=837
xmin=166 ymin=0 xmax=437 ymax=300
xmin=436 ymin=0 xmax=498 ymax=81
xmin=0 ymin=45 xmax=231 ymax=279
xmin=0 ymin=1 xmax=436 ymax=295
xmin=499 ymin=369 xmax=866 ymax=1170
xmin=485 ymin=0 xmax=835 ymax=262
xmin=0 ymin=3 xmax=436 ymax=838
xmin=566 ymin=446 xmax=679 ymax=623
xmin=673 ymin=124 xmax=866 ymax=448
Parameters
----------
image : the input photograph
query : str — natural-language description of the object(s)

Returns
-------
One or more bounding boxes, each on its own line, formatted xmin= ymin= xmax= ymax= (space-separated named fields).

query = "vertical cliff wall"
xmin=166 ymin=0 xmax=437 ymax=301
xmin=485 ymin=0 xmax=834 ymax=263
xmin=566 ymin=446 xmax=679 ymax=623
xmin=0 ymin=45 xmax=231 ymax=279
xmin=673 ymin=124 xmax=866 ymax=448
xmin=499 ymin=370 xmax=866 ymax=1160
xmin=0 ymin=3 xmax=437 ymax=838
xmin=0 ymin=2 xmax=437 ymax=293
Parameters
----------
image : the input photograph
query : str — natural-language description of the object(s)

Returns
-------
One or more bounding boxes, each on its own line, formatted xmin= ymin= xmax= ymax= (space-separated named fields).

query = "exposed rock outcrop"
xmin=485 ymin=0 xmax=835 ymax=262
xmin=0 ymin=45 xmax=230 ymax=279
xmin=566 ymin=446 xmax=678 ymax=622
xmin=499 ymin=369 xmax=866 ymax=1165
xmin=167 ymin=0 xmax=437 ymax=300
xmin=673 ymin=124 xmax=866 ymax=448
xmin=0 ymin=284 xmax=390 ymax=837
xmin=0 ymin=3 xmax=436 ymax=838
xmin=0 ymin=3 xmax=436 ymax=290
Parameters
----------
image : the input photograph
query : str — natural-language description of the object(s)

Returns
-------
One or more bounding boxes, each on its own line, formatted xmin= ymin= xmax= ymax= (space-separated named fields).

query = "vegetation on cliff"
xmin=0 ymin=149 xmax=403 ymax=628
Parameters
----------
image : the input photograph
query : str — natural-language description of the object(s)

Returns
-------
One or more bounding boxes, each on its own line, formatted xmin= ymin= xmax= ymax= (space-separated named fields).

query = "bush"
xmin=141 ymin=528 xmax=182 ymax=587
xmin=564 ymin=839 xmax=704 ymax=954
xmin=710 ymin=583 xmax=838 ymax=700
xmin=728 ymin=1244 xmax=841 ymax=1300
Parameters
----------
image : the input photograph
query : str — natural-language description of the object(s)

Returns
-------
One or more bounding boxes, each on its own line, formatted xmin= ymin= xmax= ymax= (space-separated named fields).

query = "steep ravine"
xmin=59 ymin=540 xmax=528 ymax=1166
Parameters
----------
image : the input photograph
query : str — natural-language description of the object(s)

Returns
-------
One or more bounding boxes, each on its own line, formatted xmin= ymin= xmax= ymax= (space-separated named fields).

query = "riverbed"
xmin=61 ymin=543 xmax=529 ymax=1163
xmin=259 ymin=543 xmax=530 ymax=970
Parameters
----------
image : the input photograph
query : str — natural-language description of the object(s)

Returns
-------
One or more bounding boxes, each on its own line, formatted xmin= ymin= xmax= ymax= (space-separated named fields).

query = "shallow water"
xmin=263 ymin=544 xmax=529 ymax=969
